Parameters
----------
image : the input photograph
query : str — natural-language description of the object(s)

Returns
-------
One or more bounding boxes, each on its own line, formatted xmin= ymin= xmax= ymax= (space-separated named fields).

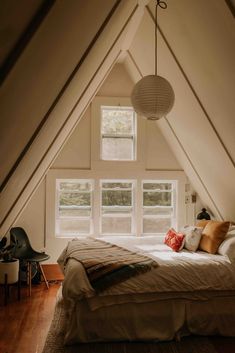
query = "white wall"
xmin=16 ymin=63 xmax=191 ymax=263
xmin=125 ymin=0 xmax=235 ymax=221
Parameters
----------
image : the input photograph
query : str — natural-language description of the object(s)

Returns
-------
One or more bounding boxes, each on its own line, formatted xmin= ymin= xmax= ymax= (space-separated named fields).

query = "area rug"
xmin=42 ymin=299 xmax=218 ymax=353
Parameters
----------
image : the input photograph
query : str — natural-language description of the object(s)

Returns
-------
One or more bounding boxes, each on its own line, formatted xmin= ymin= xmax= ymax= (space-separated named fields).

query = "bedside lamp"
xmin=196 ymin=208 xmax=211 ymax=220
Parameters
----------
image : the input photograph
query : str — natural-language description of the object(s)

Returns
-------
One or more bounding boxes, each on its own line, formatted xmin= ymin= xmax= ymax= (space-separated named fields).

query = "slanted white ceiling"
xmin=0 ymin=0 xmax=235 ymax=235
xmin=125 ymin=0 xmax=235 ymax=220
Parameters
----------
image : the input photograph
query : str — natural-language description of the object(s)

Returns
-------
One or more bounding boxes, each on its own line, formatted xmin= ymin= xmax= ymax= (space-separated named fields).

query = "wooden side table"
xmin=0 ymin=259 xmax=20 ymax=305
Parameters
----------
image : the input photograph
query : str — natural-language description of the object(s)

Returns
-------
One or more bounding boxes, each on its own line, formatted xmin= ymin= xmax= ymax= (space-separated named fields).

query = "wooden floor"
xmin=1 ymin=282 xmax=235 ymax=353
xmin=0 ymin=281 xmax=61 ymax=353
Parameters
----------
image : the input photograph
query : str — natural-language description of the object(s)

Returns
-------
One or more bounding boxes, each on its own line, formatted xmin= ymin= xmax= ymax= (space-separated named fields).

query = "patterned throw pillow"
xmin=164 ymin=228 xmax=185 ymax=252
xmin=181 ymin=226 xmax=203 ymax=252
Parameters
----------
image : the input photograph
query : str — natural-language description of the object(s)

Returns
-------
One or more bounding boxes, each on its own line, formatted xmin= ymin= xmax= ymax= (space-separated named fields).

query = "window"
xmin=56 ymin=179 xmax=93 ymax=237
xmin=54 ymin=178 xmax=178 ymax=238
xmin=142 ymin=181 xmax=176 ymax=234
xmin=100 ymin=180 xmax=135 ymax=235
xmin=100 ymin=106 xmax=136 ymax=161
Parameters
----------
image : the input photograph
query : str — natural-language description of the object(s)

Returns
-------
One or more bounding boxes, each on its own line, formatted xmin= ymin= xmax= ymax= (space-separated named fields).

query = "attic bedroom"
xmin=0 ymin=0 xmax=235 ymax=352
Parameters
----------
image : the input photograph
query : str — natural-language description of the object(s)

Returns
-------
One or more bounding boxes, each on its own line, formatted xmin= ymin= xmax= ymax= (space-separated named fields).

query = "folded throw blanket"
xmin=62 ymin=238 xmax=158 ymax=292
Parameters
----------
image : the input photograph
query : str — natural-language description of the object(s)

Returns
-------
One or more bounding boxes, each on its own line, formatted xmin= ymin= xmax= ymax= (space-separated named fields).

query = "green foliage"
xmin=101 ymin=107 xmax=134 ymax=134
xmin=102 ymin=190 xmax=132 ymax=206
xmin=143 ymin=192 xmax=171 ymax=206
xmin=143 ymin=183 xmax=171 ymax=190
xmin=60 ymin=182 xmax=90 ymax=191
xmin=59 ymin=192 xmax=90 ymax=206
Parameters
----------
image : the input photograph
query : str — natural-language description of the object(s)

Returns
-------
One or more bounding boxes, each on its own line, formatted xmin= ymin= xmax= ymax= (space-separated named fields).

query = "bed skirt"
xmin=63 ymin=293 xmax=235 ymax=344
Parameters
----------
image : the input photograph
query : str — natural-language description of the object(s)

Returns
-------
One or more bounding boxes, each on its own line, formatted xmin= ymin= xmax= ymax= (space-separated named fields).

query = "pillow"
xmin=229 ymin=224 xmax=235 ymax=232
xmin=218 ymin=232 xmax=235 ymax=262
xmin=164 ymin=228 xmax=185 ymax=252
xmin=181 ymin=226 xmax=203 ymax=252
xmin=199 ymin=220 xmax=230 ymax=254
xmin=196 ymin=220 xmax=210 ymax=228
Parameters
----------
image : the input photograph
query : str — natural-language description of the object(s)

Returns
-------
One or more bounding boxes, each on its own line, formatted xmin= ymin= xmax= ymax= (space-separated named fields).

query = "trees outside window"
xmin=56 ymin=180 xmax=93 ymax=237
xmin=55 ymin=179 xmax=177 ymax=237
xmin=101 ymin=106 xmax=136 ymax=161
xmin=100 ymin=181 xmax=135 ymax=235
xmin=142 ymin=181 xmax=176 ymax=234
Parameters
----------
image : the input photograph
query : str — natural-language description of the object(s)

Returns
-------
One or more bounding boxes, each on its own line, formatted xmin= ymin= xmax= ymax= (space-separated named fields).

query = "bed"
xmin=57 ymin=233 xmax=235 ymax=344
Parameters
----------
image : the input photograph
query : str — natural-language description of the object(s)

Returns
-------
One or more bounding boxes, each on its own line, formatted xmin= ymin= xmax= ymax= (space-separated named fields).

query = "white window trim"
xmin=55 ymin=178 xmax=94 ymax=238
xmin=100 ymin=179 xmax=136 ymax=236
xmin=91 ymin=96 xmax=146 ymax=171
xmin=100 ymin=105 xmax=137 ymax=161
xmin=142 ymin=180 xmax=177 ymax=235
xmin=46 ymin=169 xmax=186 ymax=249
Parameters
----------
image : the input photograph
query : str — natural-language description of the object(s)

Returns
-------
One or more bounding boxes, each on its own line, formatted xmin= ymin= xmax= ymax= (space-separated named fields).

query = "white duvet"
xmin=58 ymin=237 xmax=235 ymax=310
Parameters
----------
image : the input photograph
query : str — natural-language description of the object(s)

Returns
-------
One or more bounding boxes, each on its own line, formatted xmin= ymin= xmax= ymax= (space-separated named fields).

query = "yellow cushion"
xmin=196 ymin=220 xmax=210 ymax=228
xmin=199 ymin=220 xmax=230 ymax=254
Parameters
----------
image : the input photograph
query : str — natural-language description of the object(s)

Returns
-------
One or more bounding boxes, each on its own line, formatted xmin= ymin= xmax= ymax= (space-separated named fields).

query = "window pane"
xmin=59 ymin=192 xmax=90 ymax=206
xmin=60 ymin=182 xmax=91 ymax=192
xmin=59 ymin=207 xmax=91 ymax=217
xmin=102 ymin=137 xmax=133 ymax=160
xmin=143 ymin=183 xmax=172 ymax=191
xmin=102 ymin=207 xmax=132 ymax=215
xmin=143 ymin=207 xmax=173 ymax=216
xmin=102 ymin=190 xmax=132 ymax=206
xmin=101 ymin=107 xmax=134 ymax=134
xmin=143 ymin=218 xmax=171 ymax=234
xmin=143 ymin=191 xmax=171 ymax=206
xmin=58 ymin=219 xmax=90 ymax=235
xmin=102 ymin=182 xmax=132 ymax=189
xmin=102 ymin=217 xmax=132 ymax=234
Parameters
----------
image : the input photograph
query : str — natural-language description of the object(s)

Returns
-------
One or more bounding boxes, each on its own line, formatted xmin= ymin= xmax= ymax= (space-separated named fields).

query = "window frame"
xmin=141 ymin=180 xmax=177 ymax=235
xmin=91 ymin=97 xmax=146 ymax=171
xmin=100 ymin=105 xmax=137 ymax=161
xmin=55 ymin=178 xmax=94 ymax=238
xmin=100 ymin=179 xmax=136 ymax=236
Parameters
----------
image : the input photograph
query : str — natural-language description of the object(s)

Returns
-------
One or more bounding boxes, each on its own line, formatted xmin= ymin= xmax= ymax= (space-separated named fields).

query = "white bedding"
xmin=59 ymin=237 xmax=235 ymax=309
xmin=58 ymin=236 xmax=235 ymax=343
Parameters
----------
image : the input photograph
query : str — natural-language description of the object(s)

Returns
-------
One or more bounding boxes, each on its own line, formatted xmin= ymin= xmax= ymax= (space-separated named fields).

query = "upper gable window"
xmin=100 ymin=106 xmax=136 ymax=161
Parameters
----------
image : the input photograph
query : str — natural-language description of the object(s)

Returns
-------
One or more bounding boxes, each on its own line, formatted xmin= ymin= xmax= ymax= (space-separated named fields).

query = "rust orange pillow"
xmin=199 ymin=220 xmax=230 ymax=254
xmin=164 ymin=228 xmax=185 ymax=252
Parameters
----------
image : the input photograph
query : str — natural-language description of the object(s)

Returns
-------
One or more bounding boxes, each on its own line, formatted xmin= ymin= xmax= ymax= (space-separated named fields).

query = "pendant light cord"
xmin=155 ymin=1 xmax=158 ymax=75
xmin=155 ymin=0 xmax=167 ymax=75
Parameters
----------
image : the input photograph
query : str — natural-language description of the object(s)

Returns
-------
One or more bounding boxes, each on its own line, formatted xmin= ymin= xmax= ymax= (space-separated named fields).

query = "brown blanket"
xmin=63 ymin=238 xmax=158 ymax=292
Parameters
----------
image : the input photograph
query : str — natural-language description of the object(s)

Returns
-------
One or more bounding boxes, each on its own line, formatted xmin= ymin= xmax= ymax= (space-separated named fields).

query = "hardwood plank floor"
xmin=0 ymin=282 xmax=60 ymax=353
xmin=1 ymin=282 xmax=235 ymax=353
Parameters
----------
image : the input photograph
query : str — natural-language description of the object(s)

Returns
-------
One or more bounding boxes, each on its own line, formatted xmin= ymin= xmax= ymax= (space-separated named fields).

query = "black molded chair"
xmin=10 ymin=227 xmax=50 ymax=295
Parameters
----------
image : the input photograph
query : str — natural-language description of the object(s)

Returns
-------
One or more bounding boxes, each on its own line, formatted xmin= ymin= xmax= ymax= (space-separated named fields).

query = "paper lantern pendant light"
xmin=131 ymin=0 xmax=175 ymax=120
xmin=131 ymin=74 xmax=175 ymax=120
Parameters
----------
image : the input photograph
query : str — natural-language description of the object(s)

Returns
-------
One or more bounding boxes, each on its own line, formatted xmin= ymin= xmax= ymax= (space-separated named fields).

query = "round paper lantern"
xmin=131 ymin=75 xmax=175 ymax=120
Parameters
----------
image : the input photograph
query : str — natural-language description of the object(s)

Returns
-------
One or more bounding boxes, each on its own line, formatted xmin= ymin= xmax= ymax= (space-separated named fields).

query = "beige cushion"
xmin=196 ymin=220 xmax=210 ymax=228
xmin=182 ymin=226 xmax=203 ymax=252
xmin=199 ymin=220 xmax=230 ymax=254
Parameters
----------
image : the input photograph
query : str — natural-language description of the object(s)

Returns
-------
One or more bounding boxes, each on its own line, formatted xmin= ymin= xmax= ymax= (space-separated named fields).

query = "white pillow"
xmin=181 ymin=226 xmax=203 ymax=252
xmin=229 ymin=224 xmax=235 ymax=232
xmin=218 ymin=231 xmax=235 ymax=261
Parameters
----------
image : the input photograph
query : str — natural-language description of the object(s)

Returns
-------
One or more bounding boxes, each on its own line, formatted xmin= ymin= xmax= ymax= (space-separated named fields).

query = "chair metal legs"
xmin=27 ymin=261 xmax=49 ymax=296
xmin=27 ymin=262 xmax=32 ymax=296
xmin=39 ymin=263 xmax=49 ymax=289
